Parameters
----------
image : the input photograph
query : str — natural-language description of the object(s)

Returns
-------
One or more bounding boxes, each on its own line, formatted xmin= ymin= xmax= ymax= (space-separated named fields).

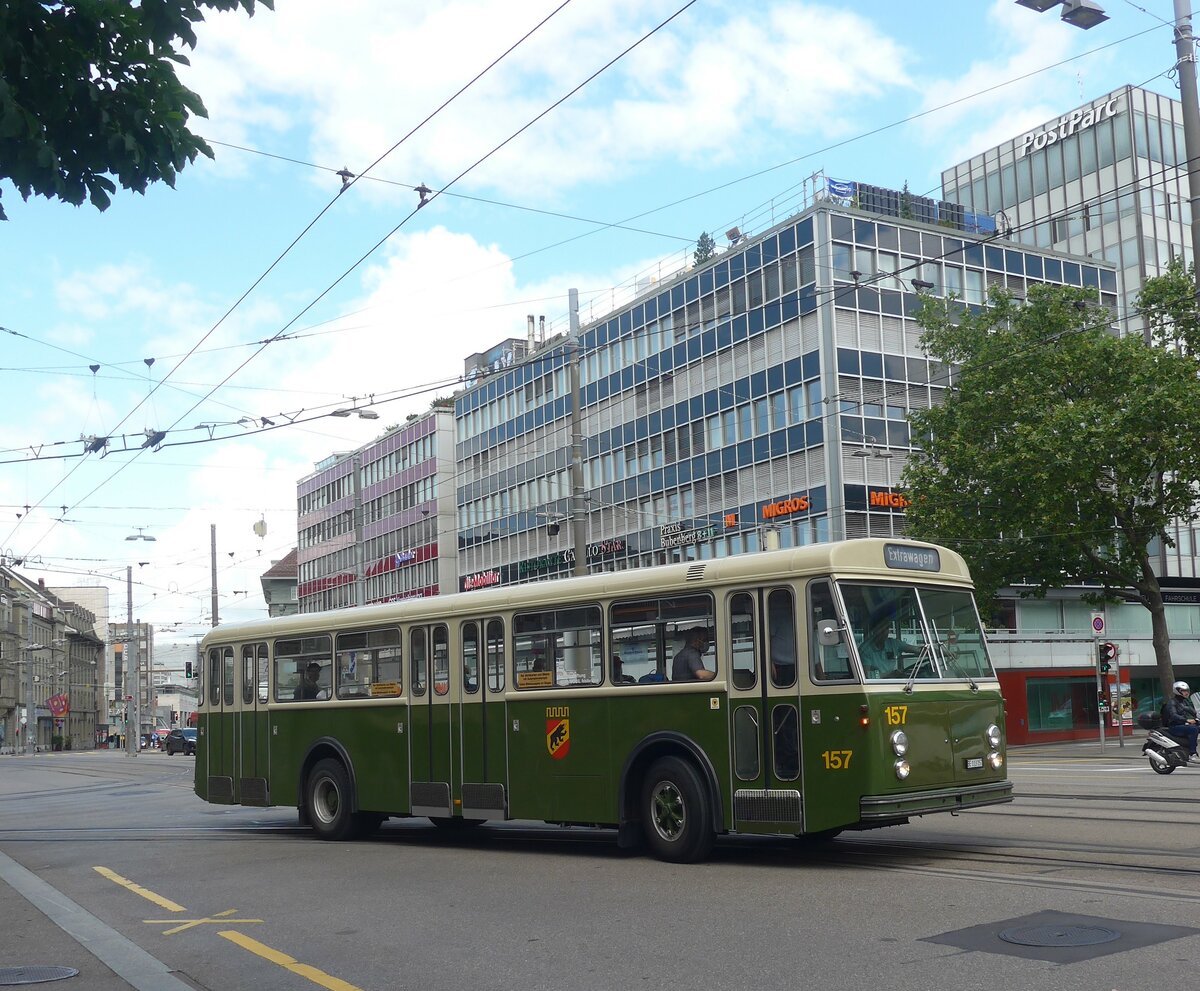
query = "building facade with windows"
xmin=454 ymin=199 xmax=1116 ymax=613
xmin=297 ymin=408 xmax=458 ymax=612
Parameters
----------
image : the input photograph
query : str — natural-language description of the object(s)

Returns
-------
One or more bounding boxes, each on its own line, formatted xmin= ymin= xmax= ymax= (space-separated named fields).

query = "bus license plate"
xmin=964 ymin=757 xmax=984 ymax=770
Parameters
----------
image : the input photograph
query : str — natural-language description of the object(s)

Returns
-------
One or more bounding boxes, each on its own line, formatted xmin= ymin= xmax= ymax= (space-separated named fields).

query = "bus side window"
xmin=411 ymin=628 xmax=427 ymax=696
xmin=809 ymin=580 xmax=852 ymax=681
xmin=729 ymin=593 xmax=756 ymax=689
xmin=462 ymin=622 xmax=479 ymax=694
xmin=241 ymin=644 xmax=255 ymax=705
xmin=486 ymin=619 xmax=504 ymax=693
xmin=257 ymin=644 xmax=269 ymax=703
xmin=767 ymin=588 xmax=797 ymax=689
xmin=208 ymin=648 xmax=221 ymax=706
xmin=222 ymin=647 xmax=235 ymax=706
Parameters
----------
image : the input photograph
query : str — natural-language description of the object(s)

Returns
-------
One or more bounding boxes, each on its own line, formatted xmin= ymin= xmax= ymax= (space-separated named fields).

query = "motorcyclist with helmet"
xmin=1161 ymin=681 xmax=1200 ymax=764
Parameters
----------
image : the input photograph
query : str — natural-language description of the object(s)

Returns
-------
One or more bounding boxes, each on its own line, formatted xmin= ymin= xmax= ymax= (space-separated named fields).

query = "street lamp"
xmin=126 ymin=527 xmax=156 ymax=542
xmin=1015 ymin=0 xmax=1108 ymax=26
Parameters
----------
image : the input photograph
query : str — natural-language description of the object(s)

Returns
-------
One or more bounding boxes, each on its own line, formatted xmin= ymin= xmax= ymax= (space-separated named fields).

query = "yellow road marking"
xmin=94 ymin=866 xmax=186 ymax=912
xmin=146 ymin=908 xmax=263 ymax=935
xmin=219 ymin=931 xmax=365 ymax=991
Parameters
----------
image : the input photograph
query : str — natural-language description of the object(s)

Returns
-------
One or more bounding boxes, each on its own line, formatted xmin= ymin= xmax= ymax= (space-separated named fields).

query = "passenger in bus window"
xmin=612 ymin=655 xmax=635 ymax=685
xmin=858 ymin=619 xmax=920 ymax=679
xmin=294 ymin=661 xmax=327 ymax=700
xmin=672 ymin=629 xmax=715 ymax=682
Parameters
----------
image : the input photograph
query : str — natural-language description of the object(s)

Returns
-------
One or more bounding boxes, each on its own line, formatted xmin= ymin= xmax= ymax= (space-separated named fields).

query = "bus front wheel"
xmin=306 ymin=758 xmax=358 ymax=841
xmin=641 ymin=756 xmax=714 ymax=863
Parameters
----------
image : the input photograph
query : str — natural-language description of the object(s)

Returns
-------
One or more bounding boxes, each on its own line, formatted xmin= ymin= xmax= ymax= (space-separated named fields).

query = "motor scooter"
xmin=1138 ymin=712 xmax=1192 ymax=774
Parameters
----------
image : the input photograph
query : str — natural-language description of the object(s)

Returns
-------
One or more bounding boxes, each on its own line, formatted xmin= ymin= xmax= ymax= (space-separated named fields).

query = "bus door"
xmin=407 ymin=624 xmax=454 ymax=819
xmin=203 ymin=645 xmax=236 ymax=804
xmin=456 ymin=618 xmax=508 ymax=820
xmin=726 ymin=587 xmax=803 ymax=834
xmin=236 ymin=642 xmax=270 ymax=806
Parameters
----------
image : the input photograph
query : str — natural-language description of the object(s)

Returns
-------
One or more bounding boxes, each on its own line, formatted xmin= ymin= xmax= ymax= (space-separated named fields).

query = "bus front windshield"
xmin=838 ymin=583 xmax=994 ymax=683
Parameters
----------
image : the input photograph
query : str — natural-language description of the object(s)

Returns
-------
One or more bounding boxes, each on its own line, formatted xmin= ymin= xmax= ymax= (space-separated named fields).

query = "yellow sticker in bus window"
xmin=547 ymin=717 xmax=570 ymax=759
xmin=517 ymin=671 xmax=554 ymax=689
xmin=370 ymin=682 xmax=401 ymax=697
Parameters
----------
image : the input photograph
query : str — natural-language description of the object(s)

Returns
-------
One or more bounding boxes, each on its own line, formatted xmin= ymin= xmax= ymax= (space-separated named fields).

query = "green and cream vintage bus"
xmin=194 ymin=538 xmax=1011 ymax=862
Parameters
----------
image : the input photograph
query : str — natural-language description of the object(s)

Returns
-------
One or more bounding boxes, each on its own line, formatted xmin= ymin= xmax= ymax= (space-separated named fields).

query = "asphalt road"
xmin=2 ymin=744 xmax=1199 ymax=991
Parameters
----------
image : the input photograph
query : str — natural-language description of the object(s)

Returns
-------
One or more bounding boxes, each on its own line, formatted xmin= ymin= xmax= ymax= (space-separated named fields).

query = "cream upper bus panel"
xmin=197 ymin=540 xmax=971 ymax=663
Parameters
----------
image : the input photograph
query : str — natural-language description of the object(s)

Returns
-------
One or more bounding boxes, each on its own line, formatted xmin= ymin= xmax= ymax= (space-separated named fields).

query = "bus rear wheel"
xmin=306 ymin=758 xmax=358 ymax=841
xmin=641 ymin=756 xmax=713 ymax=863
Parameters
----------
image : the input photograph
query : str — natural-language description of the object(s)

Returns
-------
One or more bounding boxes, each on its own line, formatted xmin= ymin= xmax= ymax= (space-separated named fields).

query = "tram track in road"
xmin=819 ymin=832 xmax=1200 ymax=901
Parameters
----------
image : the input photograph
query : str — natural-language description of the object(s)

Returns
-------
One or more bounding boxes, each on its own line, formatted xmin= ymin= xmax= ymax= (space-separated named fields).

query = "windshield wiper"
xmin=939 ymin=641 xmax=979 ymax=692
xmin=902 ymin=644 xmax=934 ymax=695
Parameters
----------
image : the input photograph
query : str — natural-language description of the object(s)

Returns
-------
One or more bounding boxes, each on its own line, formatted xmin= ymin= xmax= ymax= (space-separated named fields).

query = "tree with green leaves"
xmin=693 ymin=231 xmax=716 ymax=266
xmin=0 ymin=0 xmax=273 ymax=221
xmin=902 ymin=269 xmax=1200 ymax=695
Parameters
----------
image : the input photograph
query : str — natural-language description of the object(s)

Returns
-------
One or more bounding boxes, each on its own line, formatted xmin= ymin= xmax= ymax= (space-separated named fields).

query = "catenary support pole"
xmin=1174 ymin=0 xmax=1200 ymax=295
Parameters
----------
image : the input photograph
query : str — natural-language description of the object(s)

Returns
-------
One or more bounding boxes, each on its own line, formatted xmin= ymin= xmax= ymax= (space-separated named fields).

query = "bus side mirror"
xmin=817 ymin=622 xmax=842 ymax=647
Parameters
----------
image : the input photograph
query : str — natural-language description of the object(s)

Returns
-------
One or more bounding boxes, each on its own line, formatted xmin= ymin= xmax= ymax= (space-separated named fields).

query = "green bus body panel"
xmin=266 ymin=707 xmax=411 ymax=813
xmin=193 ymin=721 xmax=209 ymax=799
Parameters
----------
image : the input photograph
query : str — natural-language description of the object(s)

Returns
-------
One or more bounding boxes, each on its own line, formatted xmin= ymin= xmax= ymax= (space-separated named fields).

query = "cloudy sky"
xmin=0 ymin=0 xmax=1178 ymax=642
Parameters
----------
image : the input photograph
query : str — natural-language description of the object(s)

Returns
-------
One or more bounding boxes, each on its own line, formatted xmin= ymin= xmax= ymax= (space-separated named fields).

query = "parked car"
xmin=164 ymin=728 xmax=197 ymax=756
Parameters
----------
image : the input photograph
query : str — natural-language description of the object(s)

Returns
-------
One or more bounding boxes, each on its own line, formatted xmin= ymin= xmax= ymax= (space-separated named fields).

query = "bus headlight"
xmin=894 ymin=759 xmax=911 ymax=780
xmin=890 ymin=730 xmax=909 ymax=757
xmin=986 ymin=724 xmax=1002 ymax=748
xmin=987 ymin=750 xmax=1003 ymax=770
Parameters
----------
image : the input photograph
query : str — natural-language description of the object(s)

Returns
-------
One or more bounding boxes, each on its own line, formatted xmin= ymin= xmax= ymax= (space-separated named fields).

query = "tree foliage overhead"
xmin=901 ymin=269 xmax=1200 ymax=693
xmin=0 ymin=0 xmax=273 ymax=220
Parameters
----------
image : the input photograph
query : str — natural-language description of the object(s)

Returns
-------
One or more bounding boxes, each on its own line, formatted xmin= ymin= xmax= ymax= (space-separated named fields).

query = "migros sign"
xmin=762 ymin=496 xmax=810 ymax=520
xmin=1018 ymin=96 xmax=1120 ymax=158
xmin=869 ymin=490 xmax=909 ymax=509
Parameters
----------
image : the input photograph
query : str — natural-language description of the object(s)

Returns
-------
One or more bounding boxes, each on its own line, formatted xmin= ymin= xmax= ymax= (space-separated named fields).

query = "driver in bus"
xmin=672 ymin=628 xmax=715 ymax=682
xmin=858 ymin=616 xmax=920 ymax=679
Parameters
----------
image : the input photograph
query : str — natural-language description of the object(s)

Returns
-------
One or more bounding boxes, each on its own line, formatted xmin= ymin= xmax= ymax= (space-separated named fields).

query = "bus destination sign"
xmin=883 ymin=544 xmax=940 ymax=573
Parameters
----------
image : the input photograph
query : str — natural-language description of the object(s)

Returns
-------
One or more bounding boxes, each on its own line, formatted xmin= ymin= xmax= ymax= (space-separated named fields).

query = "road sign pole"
xmin=1091 ymin=613 xmax=1106 ymax=749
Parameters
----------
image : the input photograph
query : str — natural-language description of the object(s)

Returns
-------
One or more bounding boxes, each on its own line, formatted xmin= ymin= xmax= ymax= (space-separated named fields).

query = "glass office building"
xmin=455 ymin=200 xmax=1116 ymax=593
xmin=941 ymin=85 xmax=1189 ymax=342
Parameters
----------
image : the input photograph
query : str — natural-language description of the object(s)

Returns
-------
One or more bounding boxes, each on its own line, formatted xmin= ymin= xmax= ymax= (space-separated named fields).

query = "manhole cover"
xmin=999 ymin=924 xmax=1121 ymax=947
xmin=0 ymin=967 xmax=80 ymax=986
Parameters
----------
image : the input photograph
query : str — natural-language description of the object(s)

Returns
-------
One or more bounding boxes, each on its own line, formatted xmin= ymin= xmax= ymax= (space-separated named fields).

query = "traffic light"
xmin=547 ymin=521 xmax=560 ymax=536
xmin=1098 ymin=641 xmax=1118 ymax=673
xmin=171 ymin=710 xmax=178 ymax=724
xmin=185 ymin=661 xmax=193 ymax=679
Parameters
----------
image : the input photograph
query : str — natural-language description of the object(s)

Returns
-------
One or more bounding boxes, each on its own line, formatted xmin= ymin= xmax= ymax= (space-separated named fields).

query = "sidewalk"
xmin=1010 ymin=736 xmax=1146 ymax=760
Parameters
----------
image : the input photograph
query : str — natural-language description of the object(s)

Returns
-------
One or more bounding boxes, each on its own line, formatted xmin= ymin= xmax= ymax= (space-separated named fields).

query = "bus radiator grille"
xmin=733 ymin=789 xmax=802 ymax=824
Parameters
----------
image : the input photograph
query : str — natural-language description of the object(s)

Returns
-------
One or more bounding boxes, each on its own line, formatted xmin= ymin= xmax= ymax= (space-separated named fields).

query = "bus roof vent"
xmin=685 ymin=564 xmax=707 ymax=581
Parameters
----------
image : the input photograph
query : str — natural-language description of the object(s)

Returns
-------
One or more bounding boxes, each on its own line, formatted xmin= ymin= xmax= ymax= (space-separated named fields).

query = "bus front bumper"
xmin=859 ymin=780 xmax=1013 ymax=821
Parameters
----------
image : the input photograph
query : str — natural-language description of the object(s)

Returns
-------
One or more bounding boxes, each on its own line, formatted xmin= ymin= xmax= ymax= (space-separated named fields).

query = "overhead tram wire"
xmin=1 ymin=1 xmax=577 ymax=558
xmin=43 ymin=1 xmax=703 ymax=469
xmin=12 ymin=1 xmax=699 ymax=551
xmin=205 ymin=138 xmax=691 ymax=247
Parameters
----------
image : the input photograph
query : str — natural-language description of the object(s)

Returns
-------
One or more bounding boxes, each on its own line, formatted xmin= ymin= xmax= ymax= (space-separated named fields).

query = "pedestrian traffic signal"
xmin=1098 ymin=641 xmax=1118 ymax=673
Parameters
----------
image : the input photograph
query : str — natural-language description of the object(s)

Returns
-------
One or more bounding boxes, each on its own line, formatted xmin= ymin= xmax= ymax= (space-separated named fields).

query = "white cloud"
xmin=183 ymin=1 xmax=915 ymax=204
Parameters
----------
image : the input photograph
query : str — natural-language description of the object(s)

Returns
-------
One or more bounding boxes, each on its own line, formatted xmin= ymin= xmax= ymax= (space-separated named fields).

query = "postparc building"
xmin=941 ymin=84 xmax=1200 ymax=740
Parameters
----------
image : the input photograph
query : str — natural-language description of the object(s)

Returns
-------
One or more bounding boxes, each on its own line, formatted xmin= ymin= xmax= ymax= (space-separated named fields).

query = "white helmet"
xmin=1174 ymin=680 xmax=1191 ymax=696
